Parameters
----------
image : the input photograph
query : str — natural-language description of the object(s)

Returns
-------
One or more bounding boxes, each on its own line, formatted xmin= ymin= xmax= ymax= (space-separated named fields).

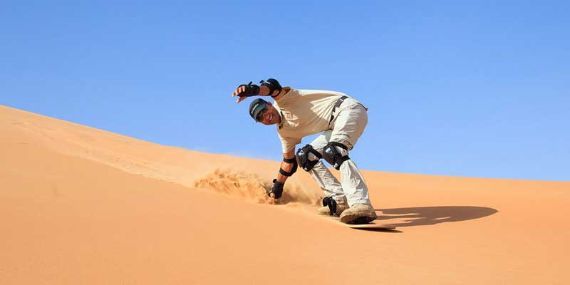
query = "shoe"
xmin=318 ymin=196 xmax=348 ymax=216
xmin=339 ymin=203 xmax=377 ymax=224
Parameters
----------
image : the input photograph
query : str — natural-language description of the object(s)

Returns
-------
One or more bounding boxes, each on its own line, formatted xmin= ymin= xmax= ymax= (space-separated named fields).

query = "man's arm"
xmin=268 ymin=148 xmax=297 ymax=199
xmin=276 ymin=149 xmax=296 ymax=183
xmin=232 ymin=79 xmax=289 ymax=103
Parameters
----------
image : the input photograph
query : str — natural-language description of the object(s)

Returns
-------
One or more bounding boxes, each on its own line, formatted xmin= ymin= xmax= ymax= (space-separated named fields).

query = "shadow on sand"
xmin=376 ymin=206 xmax=498 ymax=228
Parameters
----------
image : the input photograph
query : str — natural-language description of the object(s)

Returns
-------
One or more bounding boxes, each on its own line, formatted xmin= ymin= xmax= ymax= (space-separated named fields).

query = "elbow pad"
xmin=279 ymin=157 xmax=298 ymax=177
xmin=260 ymin=78 xmax=282 ymax=97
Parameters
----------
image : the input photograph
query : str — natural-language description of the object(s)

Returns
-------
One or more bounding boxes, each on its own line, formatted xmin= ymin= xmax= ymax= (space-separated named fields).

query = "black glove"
xmin=236 ymin=81 xmax=260 ymax=98
xmin=322 ymin=196 xmax=337 ymax=216
xmin=268 ymin=179 xmax=284 ymax=199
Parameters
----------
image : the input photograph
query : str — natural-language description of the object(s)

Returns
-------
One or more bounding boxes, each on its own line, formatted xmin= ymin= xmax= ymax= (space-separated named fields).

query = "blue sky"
xmin=1 ymin=0 xmax=569 ymax=181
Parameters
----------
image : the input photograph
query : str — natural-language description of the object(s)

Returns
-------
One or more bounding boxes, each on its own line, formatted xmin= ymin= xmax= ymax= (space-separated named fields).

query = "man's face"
xmin=257 ymin=104 xmax=281 ymax=125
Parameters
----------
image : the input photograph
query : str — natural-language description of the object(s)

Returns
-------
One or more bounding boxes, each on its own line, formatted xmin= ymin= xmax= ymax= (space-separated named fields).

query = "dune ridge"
xmin=1 ymin=104 xmax=569 ymax=284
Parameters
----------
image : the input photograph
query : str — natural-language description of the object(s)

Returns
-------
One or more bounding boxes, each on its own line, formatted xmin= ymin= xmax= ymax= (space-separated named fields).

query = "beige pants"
xmin=308 ymin=102 xmax=371 ymax=207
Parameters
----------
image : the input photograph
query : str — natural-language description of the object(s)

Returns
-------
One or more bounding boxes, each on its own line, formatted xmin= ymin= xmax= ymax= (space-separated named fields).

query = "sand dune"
xmin=1 ymin=104 xmax=569 ymax=284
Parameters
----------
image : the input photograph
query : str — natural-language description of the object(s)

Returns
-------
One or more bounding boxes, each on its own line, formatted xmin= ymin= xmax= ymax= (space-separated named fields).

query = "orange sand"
xmin=1 ymin=104 xmax=569 ymax=284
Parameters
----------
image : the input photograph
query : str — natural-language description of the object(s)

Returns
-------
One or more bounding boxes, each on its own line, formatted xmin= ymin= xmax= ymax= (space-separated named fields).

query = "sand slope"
xmin=1 ymin=105 xmax=569 ymax=284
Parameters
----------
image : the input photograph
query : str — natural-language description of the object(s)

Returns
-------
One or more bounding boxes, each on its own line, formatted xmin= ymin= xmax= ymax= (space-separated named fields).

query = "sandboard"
xmin=347 ymin=222 xmax=396 ymax=231
xmin=326 ymin=215 xmax=396 ymax=231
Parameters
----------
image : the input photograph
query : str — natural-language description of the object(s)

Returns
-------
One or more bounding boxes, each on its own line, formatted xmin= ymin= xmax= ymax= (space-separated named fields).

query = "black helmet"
xmin=249 ymin=98 xmax=269 ymax=122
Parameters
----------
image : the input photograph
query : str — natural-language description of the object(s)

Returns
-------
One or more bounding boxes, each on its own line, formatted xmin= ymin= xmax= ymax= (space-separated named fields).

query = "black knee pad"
xmin=323 ymin=142 xmax=350 ymax=170
xmin=296 ymin=144 xmax=322 ymax=171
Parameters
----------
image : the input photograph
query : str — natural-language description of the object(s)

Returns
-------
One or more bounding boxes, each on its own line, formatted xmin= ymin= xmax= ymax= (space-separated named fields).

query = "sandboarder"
xmin=232 ymin=78 xmax=377 ymax=224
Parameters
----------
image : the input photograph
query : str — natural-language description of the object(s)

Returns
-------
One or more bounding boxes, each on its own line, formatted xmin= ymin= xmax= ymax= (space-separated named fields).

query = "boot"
xmin=339 ymin=203 xmax=377 ymax=224
xmin=318 ymin=196 xmax=348 ymax=216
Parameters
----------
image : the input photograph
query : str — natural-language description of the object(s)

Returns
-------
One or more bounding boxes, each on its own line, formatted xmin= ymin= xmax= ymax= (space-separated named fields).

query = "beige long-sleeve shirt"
xmin=273 ymin=88 xmax=361 ymax=153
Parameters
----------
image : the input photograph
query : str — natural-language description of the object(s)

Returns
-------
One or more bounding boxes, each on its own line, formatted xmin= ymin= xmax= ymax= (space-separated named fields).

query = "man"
xmin=232 ymin=78 xmax=377 ymax=224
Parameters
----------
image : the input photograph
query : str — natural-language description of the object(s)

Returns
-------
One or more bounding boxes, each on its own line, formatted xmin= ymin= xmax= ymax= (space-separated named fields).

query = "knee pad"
xmin=296 ymin=144 xmax=322 ymax=171
xmin=323 ymin=142 xmax=350 ymax=170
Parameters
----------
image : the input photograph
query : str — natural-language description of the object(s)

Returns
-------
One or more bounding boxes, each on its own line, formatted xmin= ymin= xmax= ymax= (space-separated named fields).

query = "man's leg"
xmin=327 ymin=104 xmax=376 ymax=223
xmin=328 ymin=104 xmax=371 ymax=207
xmin=310 ymin=162 xmax=343 ymax=198
xmin=339 ymin=160 xmax=370 ymax=206
xmin=305 ymin=132 xmax=348 ymax=215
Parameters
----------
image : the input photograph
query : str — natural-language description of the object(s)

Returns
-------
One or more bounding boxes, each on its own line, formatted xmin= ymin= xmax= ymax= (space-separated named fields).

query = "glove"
xmin=234 ymin=82 xmax=260 ymax=99
xmin=268 ymin=179 xmax=284 ymax=199
xmin=322 ymin=196 xmax=337 ymax=216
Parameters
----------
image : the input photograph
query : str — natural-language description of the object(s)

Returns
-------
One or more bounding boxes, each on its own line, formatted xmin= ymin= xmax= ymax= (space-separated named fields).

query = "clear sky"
xmin=1 ymin=0 xmax=569 ymax=181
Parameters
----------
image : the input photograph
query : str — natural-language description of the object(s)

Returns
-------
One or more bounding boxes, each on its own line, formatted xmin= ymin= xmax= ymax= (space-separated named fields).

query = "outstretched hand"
xmin=232 ymin=82 xmax=261 ymax=103
xmin=232 ymin=85 xmax=249 ymax=103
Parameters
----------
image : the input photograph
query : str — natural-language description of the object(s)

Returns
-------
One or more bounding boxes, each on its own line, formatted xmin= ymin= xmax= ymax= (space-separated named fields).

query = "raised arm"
xmin=232 ymin=78 xmax=286 ymax=103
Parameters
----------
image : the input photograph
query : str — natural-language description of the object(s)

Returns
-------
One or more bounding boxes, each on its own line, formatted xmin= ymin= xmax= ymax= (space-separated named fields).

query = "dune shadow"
xmin=376 ymin=206 xmax=498 ymax=227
